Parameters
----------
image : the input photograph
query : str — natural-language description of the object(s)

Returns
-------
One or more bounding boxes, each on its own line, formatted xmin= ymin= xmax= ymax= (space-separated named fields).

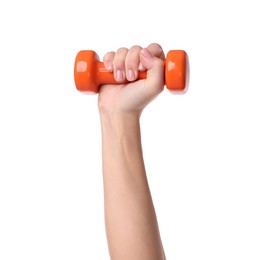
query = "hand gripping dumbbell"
xmin=74 ymin=50 xmax=189 ymax=93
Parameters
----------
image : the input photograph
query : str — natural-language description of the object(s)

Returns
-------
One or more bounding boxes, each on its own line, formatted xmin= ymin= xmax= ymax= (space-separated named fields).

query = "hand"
xmin=98 ymin=43 xmax=165 ymax=116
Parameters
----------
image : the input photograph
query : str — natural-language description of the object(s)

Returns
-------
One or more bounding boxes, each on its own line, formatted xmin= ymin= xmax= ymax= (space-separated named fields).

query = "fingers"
xmin=139 ymin=43 xmax=165 ymax=71
xmin=146 ymin=43 xmax=165 ymax=60
xmin=103 ymin=46 xmax=142 ymax=83
xmin=139 ymin=46 xmax=165 ymax=94
xmin=125 ymin=45 xmax=142 ymax=81
xmin=137 ymin=43 xmax=165 ymax=71
xmin=103 ymin=52 xmax=115 ymax=72
xmin=112 ymin=47 xmax=128 ymax=82
xmin=102 ymin=44 xmax=165 ymax=83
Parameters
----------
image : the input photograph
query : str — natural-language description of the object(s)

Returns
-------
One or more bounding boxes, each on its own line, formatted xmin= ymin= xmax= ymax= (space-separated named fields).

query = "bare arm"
xmin=98 ymin=44 xmax=166 ymax=260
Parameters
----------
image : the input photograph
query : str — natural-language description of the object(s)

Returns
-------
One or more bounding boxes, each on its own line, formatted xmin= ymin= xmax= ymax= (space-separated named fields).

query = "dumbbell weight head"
xmin=74 ymin=50 xmax=100 ymax=93
xmin=165 ymin=50 xmax=189 ymax=93
xmin=74 ymin=49 xmax=189 ymax=93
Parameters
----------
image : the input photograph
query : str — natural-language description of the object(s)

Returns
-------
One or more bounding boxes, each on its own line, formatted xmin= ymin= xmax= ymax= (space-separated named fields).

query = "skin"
xmin=98 ymin=43 xmax=166 ymax=260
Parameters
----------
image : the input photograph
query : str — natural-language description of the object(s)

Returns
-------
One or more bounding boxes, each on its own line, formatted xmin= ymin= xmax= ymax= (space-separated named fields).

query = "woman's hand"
xmin=98 ymin=43 xmax=165 ymax=116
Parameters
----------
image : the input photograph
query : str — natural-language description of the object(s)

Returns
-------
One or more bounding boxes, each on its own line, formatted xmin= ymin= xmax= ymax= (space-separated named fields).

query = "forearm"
xmin=100 ymin=112 xmax=165 ymax=260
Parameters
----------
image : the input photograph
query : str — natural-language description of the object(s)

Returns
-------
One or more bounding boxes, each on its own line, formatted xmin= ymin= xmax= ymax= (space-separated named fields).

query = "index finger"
xmin=146 ymin=43 xmax=165 ymax=60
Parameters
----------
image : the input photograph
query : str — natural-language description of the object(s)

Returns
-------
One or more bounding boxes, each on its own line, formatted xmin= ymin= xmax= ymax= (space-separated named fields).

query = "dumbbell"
xmin=74 ymin=49 xmax=189 ymax=93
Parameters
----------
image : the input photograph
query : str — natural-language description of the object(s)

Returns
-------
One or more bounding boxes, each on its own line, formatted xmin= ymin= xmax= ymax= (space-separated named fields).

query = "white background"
xmin=0 ymin=0 xmax=259 ymax=259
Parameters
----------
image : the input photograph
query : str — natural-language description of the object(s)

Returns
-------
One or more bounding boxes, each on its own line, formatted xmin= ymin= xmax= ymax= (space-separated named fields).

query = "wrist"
xmin=99 ymin=111 xmax=141 ymax=137
xmin=99 ymin=110 xmax=140 ymax=125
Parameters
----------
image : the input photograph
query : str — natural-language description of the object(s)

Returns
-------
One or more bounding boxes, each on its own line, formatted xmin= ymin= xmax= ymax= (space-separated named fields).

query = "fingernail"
xmin=127 ymin=69 xmax=135 ymax=81
xmin=116 ymin=69 xmax=124 ymax=82
xmin=106 ymin=61 xmax=113 ymax=71
xmin=141 ymin=48 xmax=152 ymax=58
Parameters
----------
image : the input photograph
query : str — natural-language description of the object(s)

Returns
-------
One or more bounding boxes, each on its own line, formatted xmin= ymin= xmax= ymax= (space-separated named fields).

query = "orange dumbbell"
xmin=74 ymin=50 xmax=189 ymax=93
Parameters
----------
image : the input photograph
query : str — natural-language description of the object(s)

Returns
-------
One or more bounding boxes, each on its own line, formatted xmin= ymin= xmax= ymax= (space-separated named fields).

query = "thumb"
xmin=140 ymin=48 xmax=165 ymax=93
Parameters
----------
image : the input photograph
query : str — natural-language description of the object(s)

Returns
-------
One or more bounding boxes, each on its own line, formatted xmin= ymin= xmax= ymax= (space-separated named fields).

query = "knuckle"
xmin=148 ymin=42 xmax=163 ymax=51
xmin=103 ymin=51 xmax=115 ymax=62
xmin=147 ymin=43 xmax=165 ymax=59
xmin=114 ymin=48 xmax=128 ymax=69
xmin=126 ymin=46 xmax=142 ymax=69
xmin=129 ymin=45 xmax=142 ymax=51
xmin=116 ymin=47 xmax=128 ymax=55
